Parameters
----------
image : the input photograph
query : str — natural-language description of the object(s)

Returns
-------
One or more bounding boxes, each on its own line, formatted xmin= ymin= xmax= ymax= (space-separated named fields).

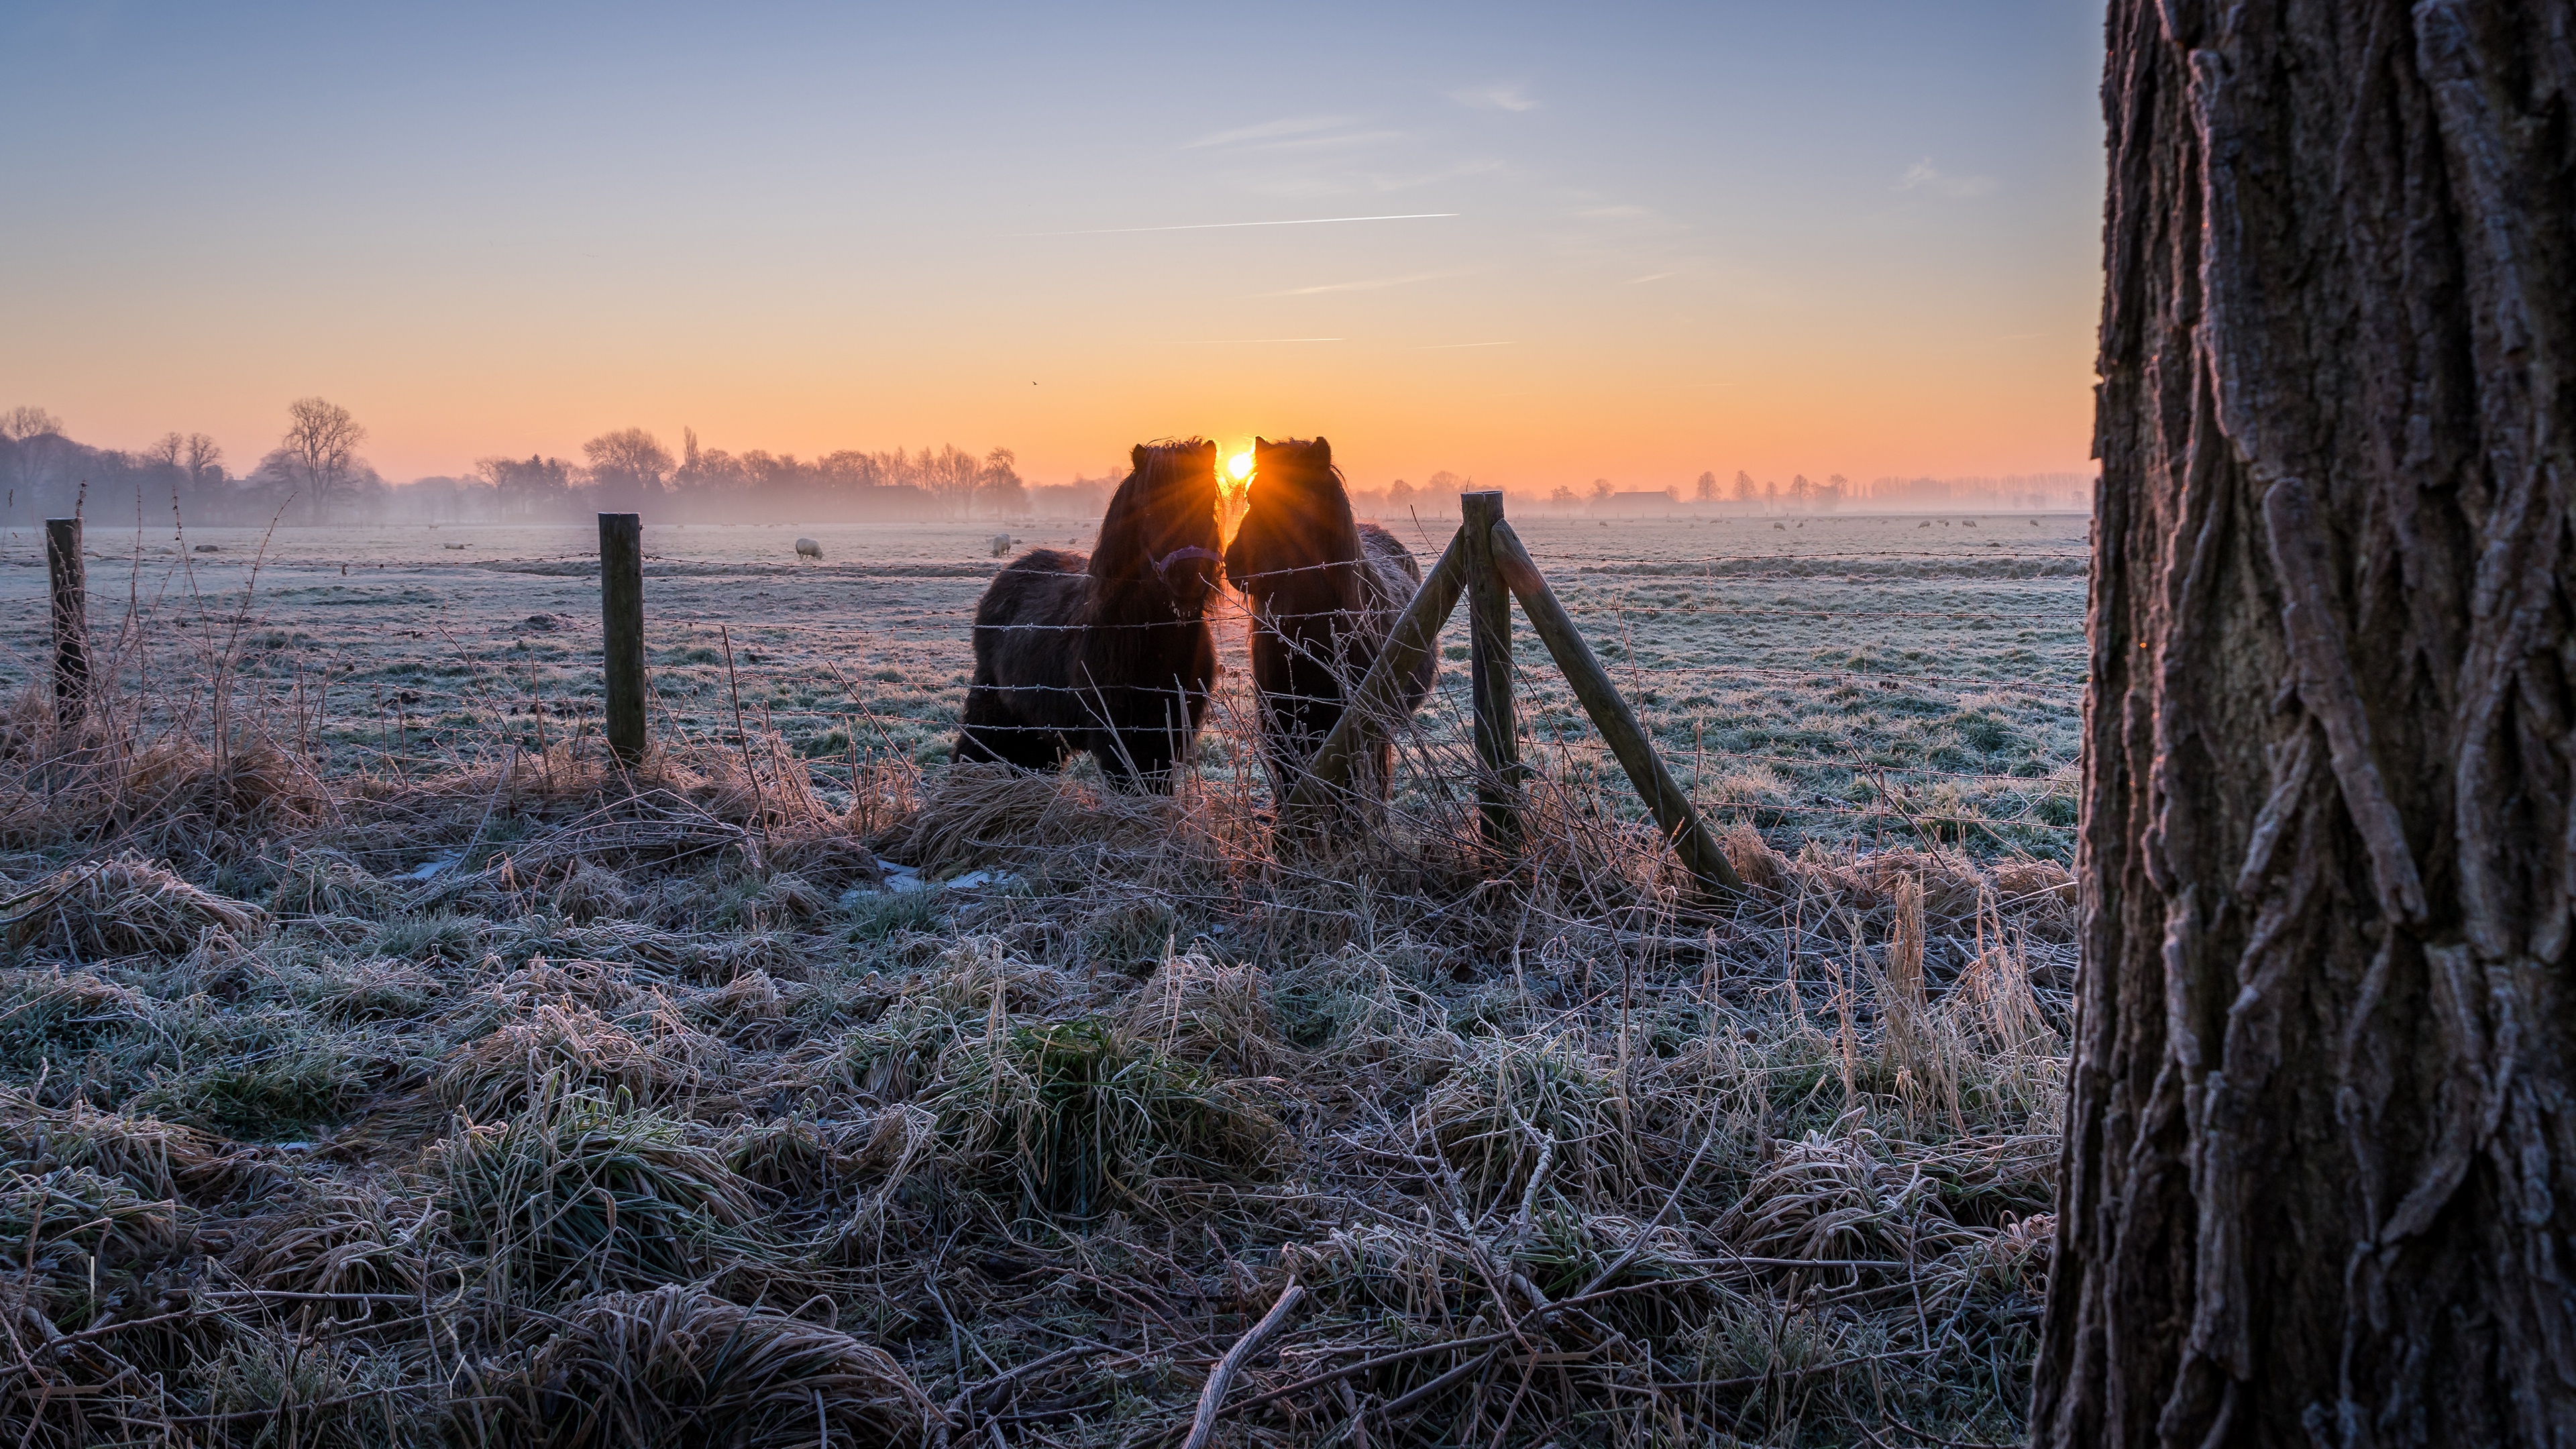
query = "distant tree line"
xmin=0 ymin=402 xmax=1090 ymax=528
xmin=3 ymin=398 xmax=2098 ymax=529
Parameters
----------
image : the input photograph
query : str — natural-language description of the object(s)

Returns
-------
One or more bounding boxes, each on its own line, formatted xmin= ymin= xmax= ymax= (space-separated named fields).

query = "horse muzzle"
xmin=1155 ymin=545 xmax=1224 ymax=588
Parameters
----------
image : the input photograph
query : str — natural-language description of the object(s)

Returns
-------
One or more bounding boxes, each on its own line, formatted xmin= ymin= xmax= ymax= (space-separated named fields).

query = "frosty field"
xmin=0 ymin=508 xmax=2088 ymax=1447
xmin=0 ymin=511 xmax=2088 ymax=862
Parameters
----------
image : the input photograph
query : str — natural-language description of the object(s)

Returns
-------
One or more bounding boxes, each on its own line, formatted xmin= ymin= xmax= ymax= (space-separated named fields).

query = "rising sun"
xmin=1227 ymin=451 xmax=1254 ymax=482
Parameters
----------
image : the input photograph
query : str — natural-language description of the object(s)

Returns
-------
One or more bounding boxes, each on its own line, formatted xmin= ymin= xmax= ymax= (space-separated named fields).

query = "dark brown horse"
xmin=1221 ymin=436 xmax=1434 ymax=801
xmin=955 ymin=441 xmax=1223 ymax=792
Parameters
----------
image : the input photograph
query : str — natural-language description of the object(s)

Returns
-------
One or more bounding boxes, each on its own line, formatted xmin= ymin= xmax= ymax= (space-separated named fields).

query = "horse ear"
xmin=1310 ymin=437 xmax=1332 ymax=465
xmin=1130 ymin=443 xmax=1148 ymax=472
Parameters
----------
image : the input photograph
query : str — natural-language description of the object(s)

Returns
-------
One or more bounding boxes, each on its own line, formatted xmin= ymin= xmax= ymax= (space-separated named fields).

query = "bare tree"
xmin=140 ymin=432 xmax=186 ymax=472
xmin=978 ymin=446 xmax=1027 ymax=515
xmin=583 ymin=427 xmax=674 ymax=512
xmin=1695 ymin=470 xmax=1717 ymax=502
xmin=2033 ymin=4 xmax=2574 ymax=1445
xmin=1 ymin=407 xmax=64 ymax=441
xmin=278 ymin=396 xmax=366 ymax=524
xmin=184 ymin=433 xmax=222 ymax=484
xmin=1733 ymin=469 xmax=1756 ymax=503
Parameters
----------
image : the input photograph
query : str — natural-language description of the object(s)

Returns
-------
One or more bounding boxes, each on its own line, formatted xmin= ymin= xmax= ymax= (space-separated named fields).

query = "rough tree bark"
xmin=2035 ymin=3 xmax=2573 ymax=1446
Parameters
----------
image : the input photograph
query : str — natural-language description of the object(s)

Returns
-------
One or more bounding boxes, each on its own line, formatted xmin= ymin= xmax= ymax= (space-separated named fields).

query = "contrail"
xmin=1029 ymin=213 xmax=1457 ymax=236
xmin=1171 ymin=337 xmax=1346 ymax=344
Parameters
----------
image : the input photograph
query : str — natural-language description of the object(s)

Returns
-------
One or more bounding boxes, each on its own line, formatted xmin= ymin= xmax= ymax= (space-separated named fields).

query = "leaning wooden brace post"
xmin=45 ymin=519 xmax=88 ymax=730
xmin=597 ymin=512 xmax=647 ymax=766
xmin=1488 ymin=520 xmax=1741 ymax=899
xmin=1281 ymin=531 xmax=1467 ymax=822
xmin=1459 ymin=490 xmax=1522 ymax=853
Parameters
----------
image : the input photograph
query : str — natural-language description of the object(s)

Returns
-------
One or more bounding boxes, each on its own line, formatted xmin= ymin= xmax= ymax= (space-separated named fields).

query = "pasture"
xmin=0 ymin=511 xmax=2085 ymax=1446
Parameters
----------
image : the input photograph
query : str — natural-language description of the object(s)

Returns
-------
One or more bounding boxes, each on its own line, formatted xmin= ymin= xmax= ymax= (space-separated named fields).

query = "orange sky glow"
xmin=3 ymin=3 xmax=2106 ymax=494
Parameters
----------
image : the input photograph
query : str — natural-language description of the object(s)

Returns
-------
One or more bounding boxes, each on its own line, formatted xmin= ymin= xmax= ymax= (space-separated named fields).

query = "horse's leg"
xmin=958 ymin=685 xmax=1067 ymax=771
xmin=1096 ymin=684 xmax=1193 ymax=794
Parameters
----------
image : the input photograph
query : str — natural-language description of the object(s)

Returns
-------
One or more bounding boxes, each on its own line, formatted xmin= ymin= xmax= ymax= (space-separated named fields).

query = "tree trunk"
xmin=2037 ymin=3 xmax=2574 ymax=1446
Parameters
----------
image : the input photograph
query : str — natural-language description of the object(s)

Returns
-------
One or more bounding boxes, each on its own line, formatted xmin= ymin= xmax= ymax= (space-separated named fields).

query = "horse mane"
xmin=1090 ymin=438 xmax=1216 ymax=591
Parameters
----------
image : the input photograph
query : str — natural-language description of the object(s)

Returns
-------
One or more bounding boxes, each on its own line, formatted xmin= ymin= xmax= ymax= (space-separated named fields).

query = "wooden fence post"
xmin=45 ymin=519 xmax=87 ymax=730
xmin=1281 ymin=532 xmax=1468 ymax=822
xmin=1459 ymin=490 xmax=1521 ymax=853
xmin=598 ymin=513 xmax=647 ymax=765
xmin=1488 ymin=519 xmax=1743 ymax=900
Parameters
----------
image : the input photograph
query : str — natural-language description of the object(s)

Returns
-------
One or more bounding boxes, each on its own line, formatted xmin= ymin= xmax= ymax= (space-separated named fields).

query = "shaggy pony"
xmin=1220 ymin=436 xmax=1434 ymax=801
xmin=954 ymin=441 xmax=1223 ymax=792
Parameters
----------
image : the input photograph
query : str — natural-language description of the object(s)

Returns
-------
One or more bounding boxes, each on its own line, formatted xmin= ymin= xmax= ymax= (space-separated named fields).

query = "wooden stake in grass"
xmin=1460 ymin=490 xmax=1522 ymax=855
xmin=598 ymin=513 xmax=646 ymax=766
xmin=1487 ymin=519 xmax=1742 ymax=901
xmin=46 ymin=518 xmax=88 ymax=729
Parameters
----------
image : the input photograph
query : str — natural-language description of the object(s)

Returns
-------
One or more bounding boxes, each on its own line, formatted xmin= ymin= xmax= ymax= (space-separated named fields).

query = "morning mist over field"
xmin=2 ymin=1 xmax=2104 ymax=508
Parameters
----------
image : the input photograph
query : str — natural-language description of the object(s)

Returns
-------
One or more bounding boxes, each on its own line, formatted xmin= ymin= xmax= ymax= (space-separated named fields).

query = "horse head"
xmin=1096 ymin=439 xmax=1222 ymax=617
xmin=1222 ymin=436 xmax=1363 ymax=608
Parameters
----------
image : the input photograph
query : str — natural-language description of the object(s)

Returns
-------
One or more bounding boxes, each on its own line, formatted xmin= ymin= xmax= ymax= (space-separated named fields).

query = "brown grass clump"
xmin=1713 ymin=1129 xmax=1985 ymax=1263
xmin=1721 ymin=821 xmax=1793 ymax=895
xmin=1424 ymin=1036 xmax=1634 ymax=1209
xmin=506 ymin=1284 xmax=938 ymax=1448
xmin=225 ymin=1186 xmax=429 ymax=1305
xmin=8 ymin=852 xmax=263 ymax=957
xmin=0 ymin=1165 xmax=186 ymax=1324
xmin=437 ymin=1002 xmax=730 ymax=1118
xmin=0 ymin=731 xmax=331 ymax=855
xmin=931 ymin=1016 xmax=1288 ymax=1218
xmin=763 ymin=829 xmax=883 ymax=890
xmin=878 ymin=763 xmax=1191 ymax=877
xmin=1113 ymin=951 xmax=1283 ymax=1079
xmin=549 ymin=860 xmax=633 ymax=922
xmin=0 ymin=1094 xmax=252 ymax=1199
xmin=1993 ymin=855 xmax=2078 ymax=938
xmin=431 ymin=1089 xmax=755 ymax=1295
xmin=267 ymin=846 xmax=398 ymax=920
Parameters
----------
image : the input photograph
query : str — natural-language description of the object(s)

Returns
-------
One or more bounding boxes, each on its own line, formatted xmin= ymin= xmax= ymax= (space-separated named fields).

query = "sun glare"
xmin=1228 ymin=451 xmax=1254 ymax=482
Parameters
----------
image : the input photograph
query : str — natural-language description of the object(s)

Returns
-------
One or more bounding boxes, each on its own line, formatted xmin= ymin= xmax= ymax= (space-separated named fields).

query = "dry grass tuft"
xmin=763 ymin=829 xmax=883 ymax=890
xmin=506 ymin=1284 xmax=938 ymax=1448
xmin=932 ymin=1016 xmax=1287 ymax=1217
xmin=549 ymin=860 xmax=633 ymax=922
xmin=0 ymin=1093 xmax=252 ymax=1199
xmin=1114 ymin=951 xmax=1283 ymax=1079
xmin=879 ymin=763 xmax=1190 ymax=877
xmin=430 ymin=1089 xmax=754 ymax=1294
xmin=9 ymin=851 xmax=263 ymax=957
xmin=268 ymin=847 xmax=397 ymax=920
xmin=437 ymin=1001 xmax=729 ymax=1118
xmin=1713 ymin=1128 xmax=1984 ymax=1263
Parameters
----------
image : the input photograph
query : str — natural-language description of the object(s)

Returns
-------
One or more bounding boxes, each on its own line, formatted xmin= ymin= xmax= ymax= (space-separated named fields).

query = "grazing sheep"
xmin=794 ymin=537 xmax=822 ymax=560
xmin=989 ymin=533 xmax=1014 ymax=557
